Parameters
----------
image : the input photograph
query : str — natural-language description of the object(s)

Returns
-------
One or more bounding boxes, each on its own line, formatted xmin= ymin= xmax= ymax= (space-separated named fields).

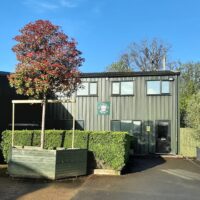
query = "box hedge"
xmin=0 ymin=130 xmax=130 ymax=171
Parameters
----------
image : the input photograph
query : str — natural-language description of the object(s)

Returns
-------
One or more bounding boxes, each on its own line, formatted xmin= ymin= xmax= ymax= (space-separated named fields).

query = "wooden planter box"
xmin=8 ymin=147 xmax=87 ymax=180
xmin=197 ymin=147 xmax=200 ymax=161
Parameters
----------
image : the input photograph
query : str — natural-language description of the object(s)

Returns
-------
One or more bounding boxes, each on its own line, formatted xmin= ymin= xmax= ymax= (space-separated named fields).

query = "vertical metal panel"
xmin=49 ymin=74 xmax=179 ymax=154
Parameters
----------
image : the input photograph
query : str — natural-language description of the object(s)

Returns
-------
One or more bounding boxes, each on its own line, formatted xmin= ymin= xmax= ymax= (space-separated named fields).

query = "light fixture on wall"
xmin=168 ymin=77 xmax=174 ymax=81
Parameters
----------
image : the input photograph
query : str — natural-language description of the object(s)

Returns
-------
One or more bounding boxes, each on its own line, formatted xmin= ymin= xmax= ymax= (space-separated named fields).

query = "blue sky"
xmin=1 ymin=0 xmax=200 ymax=72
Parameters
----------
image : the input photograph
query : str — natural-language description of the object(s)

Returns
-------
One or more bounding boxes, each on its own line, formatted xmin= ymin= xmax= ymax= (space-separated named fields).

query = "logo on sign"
xmin=97 ymin=102 xmax=110 ymax=115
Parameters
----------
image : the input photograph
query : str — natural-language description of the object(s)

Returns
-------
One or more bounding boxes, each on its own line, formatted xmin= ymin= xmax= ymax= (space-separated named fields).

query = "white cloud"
xmin=59 ymin=0 xmax=77 ymax=8
xmin=23 ymin=0 xmax=81 ymax=12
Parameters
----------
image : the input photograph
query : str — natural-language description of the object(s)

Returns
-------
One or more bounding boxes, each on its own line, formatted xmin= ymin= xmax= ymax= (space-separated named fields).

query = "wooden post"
xmin=11 ymin=103 xmax=15 ymax=147
xmin=41 ymin=99 xmax=46 ymax=149
xmin=10 ymin=98 xmax=75 ymax=149
xmin=72 ymin=97 xmax=76 ymax=149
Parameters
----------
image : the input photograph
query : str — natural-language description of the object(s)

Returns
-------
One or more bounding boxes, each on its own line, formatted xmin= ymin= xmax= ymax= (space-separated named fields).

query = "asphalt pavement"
xmin=1 ymin=157 xmax=200 ymax=200
xmin=0 ymin=165 xmax=85 ymax=200
xmin=72 ymin=156 xmax=200 ymax=200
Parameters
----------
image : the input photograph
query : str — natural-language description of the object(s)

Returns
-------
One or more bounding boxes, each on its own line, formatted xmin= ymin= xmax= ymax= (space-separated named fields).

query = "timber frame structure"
xmin=11 ymin=99 xmax=76 ymax=149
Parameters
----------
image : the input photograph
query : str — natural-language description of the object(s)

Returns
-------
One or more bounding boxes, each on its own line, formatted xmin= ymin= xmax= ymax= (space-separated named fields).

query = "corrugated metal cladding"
xmin=0 ymin=73 xmax=42 ymax=131
xmin=48 ymin=72 xmax=180 ymax=155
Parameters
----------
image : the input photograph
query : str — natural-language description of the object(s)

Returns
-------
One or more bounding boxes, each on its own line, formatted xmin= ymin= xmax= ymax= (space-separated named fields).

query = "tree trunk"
xmin=41 ymin=97 xmax=46 ymax=149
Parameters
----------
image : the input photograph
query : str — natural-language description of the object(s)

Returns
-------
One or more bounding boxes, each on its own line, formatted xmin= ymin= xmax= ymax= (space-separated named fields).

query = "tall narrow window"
xmin=133 ymin=121 xmax=142 ymax=135
xmin=112 ymin=82 xmax=120 ymax=95
xmin=90 ymin=82 xmax=97 ymax=95
xmin=161 ymin=81 xmax=170 ymax=94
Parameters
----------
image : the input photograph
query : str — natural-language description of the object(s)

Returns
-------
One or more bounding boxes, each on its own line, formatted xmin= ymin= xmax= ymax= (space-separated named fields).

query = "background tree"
xmin=127 ymin=39 xmax=174 ymax=71
xmin=186 ymin=92 xmax=200 ymax=132
xmin=178 ymin=62 xmax=200 ymax=126
xmin=106 ymin=54 xmax=132 ymax=72
xmin=106 ymin=38 xmax=175 ymax=72
xmin=8 ymin=20 xmax=84 ymax=148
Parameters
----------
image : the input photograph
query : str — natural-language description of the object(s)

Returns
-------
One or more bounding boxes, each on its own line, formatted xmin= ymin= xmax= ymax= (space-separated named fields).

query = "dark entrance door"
xmin=156 ymin=121 xmax=171 ymax=153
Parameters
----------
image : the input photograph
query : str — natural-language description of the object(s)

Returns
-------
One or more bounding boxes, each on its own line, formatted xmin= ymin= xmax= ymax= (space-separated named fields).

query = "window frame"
xmin=112 ymin=80 xmax=134 ymax=96
xmin=110 ymin=120 xmax=142 ymax=136
xmin=120 ymin=120 xmax=133 ymax=134
xmin=111 ymin=81 xmax=120 ymax=95
xmin=110 ymin=120 xmax=121 ymax=131
xmin=77 ymin=81 xmax=98 ymax=97
xmin=161 ymin=81 xmax=170 ymax=95
xmin=76 ymin=82 xmax=89 ymax=96
xmin=132 ymin=120 xmax=142 ymax=135
xmin=76 ymin=120 xmax=85 ymax=130
xmin=146 ymin=80 xmax=171 ymax=96
xmin=89 ymin=82 xmax=98 ymax=96
xmin=155 ymin=120 xmax=171 ymax=139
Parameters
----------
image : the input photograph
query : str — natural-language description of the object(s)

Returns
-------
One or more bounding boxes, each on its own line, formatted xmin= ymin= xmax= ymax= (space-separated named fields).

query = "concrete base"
xmin=159 ymin=154 xmax=184 ymax=158
xmin=94 ymin=169 xmax=121 ymax=176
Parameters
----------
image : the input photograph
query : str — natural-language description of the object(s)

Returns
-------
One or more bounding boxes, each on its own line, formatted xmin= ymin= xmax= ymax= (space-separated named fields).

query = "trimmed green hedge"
xmin=0 ymin=130 xmax=130 ymax=171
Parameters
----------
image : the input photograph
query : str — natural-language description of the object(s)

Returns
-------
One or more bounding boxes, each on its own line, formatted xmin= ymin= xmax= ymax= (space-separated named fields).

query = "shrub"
xmin=0 ymin=130 xmax=130 ymax=171
xmin=180 ymin=128 xmax=200 ymax=157
xmin=186 ymin=92 xmax=200 ymax=131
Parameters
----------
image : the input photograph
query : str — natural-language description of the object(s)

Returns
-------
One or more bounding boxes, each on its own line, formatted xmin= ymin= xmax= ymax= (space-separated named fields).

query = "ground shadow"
xmin=121 ymin=155 xmax=166 ymax=175
xmin=0 ymin=159 xmax=84 ymax=200
xmin=0 ymin=162 xmax=50 ymax=199
xmin=87 ymin=151 xmax=97 ymax=174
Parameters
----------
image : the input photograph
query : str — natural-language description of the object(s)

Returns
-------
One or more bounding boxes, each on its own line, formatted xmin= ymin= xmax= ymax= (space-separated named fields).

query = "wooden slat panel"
xmin=8 ymin=148 xmax=87 ymax=180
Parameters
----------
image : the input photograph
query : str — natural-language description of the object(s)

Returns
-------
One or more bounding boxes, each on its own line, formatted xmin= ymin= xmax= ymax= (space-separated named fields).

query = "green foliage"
xmin=180 ymin=128 xmax=200 ymax=157
xmin=106 ymin=54 xmax=133 ymax=72
xmin=0 ymin=130 xmax=130 ymax=171
xmin=127 ymin=39 xmax=173 ymax=71
xmin=186 ymin=93 xmax=200 ymax=131
xmin=88 ymin=131 xmax=130 ymax=170
xmin=9 ymin=20 xmax=84 ymax=99
xmin=106 ymin=39 xmax=176 ymax=72
xmin=179 ymin=62 xmax=200 ymax=127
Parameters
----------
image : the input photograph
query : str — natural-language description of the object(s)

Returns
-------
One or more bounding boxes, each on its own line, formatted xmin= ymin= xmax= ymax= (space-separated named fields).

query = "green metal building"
xmin=0 ymin=71 xmax=13 ymax=132
xmin=49 ymin=70 xmax=180 ymax=155
xmin=0 ymin=71 xmax=41 ymax=131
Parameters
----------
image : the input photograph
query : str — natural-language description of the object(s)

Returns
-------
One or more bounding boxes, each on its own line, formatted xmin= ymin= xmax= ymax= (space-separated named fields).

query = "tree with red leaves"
xmin=9 ymin=20 xmax=84 ymax=148
xmin=9 ymin=19 xmax=84 ymax=98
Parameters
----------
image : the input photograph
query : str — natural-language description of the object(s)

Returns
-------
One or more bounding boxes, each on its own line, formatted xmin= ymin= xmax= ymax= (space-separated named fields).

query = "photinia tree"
xmin=8 ymin=20 xmax=84 ymax=148
xmin=9 ymin=19 xmax=84 ymax=98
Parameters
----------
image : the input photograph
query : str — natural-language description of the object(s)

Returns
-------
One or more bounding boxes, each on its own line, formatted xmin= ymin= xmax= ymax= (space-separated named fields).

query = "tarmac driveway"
xmin=0 ymin=165 xmax=85 ymax=200
xmin=0 ymin=157 xmax=200 ymax=200
xmin=72 ymin=157 xmax=200 ymax=200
